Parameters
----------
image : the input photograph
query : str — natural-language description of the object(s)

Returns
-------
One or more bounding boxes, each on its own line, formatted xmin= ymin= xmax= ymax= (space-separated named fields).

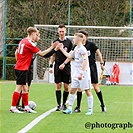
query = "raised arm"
xmin=58 ymin=43 xmax=72 ymax=59
xmin=38 ymin=41 xmax=58 ymax=57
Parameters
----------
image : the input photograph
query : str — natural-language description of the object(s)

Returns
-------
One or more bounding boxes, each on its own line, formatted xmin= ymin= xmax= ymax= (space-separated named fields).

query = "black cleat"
xmin=101 ymin=105 xmax=106 ymax=113
xmin=56 ymin=105 xmax=61 ymax=111
xmin=62 ymin=104 xmax=67 ymax=110
xmin=17 ymin=106 xmax=24 ymax=111
xmin=73 ymin=106 xmax=81 ymax=113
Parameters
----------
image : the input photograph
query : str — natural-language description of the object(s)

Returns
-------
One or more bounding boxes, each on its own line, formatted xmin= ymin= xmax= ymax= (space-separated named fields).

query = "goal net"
xmin=0 ymin=0 xmax=5 ymax=56
xmin=33 ymin=25 xmax=133 ymax=85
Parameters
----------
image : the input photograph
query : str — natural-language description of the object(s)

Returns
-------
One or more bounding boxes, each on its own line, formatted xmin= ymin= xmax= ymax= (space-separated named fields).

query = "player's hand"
xmin=59 ymin=64 xmax=65 ymax=70
xmin=78 ymin=74 xmax=83 ymax=80
xmin=100 ymin=64 xmax=105 ymax=71
xmin=57 ymin=43 xmax=63 ymax=49
xmin=49 ymin=68 xmax=53 ymax=73
xmin=51 ymin=41 xmax=59 ymax=48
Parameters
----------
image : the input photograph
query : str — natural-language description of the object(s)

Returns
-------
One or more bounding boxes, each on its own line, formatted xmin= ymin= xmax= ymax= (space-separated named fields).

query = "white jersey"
xmin=71 ymin=45 xmax=91 ymax=90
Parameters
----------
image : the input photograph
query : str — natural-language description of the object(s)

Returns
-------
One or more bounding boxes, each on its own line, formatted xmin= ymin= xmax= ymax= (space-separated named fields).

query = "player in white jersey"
xmin=57 ymin=33 xmax=93 ymax=115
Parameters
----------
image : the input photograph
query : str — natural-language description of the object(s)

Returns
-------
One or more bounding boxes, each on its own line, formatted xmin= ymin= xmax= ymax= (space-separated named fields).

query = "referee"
xmin=48 ymin=24 xmax=73 ymax=111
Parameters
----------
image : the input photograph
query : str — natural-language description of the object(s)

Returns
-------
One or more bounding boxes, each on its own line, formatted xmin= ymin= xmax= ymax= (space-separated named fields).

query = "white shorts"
xmin=71 ymin=73 xmax=92 ymax=91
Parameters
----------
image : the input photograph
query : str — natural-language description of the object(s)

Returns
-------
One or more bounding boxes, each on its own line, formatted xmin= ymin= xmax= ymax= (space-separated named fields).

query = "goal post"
xmin=33 ymin=25 xmax=133 ymax=85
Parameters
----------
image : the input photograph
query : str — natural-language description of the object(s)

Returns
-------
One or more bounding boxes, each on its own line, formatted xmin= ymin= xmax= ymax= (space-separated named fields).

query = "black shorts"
xmin=54 ymin=64 xmax=71 ymax=84
xmin=15 ymin=70 xmax=28 ymax=85
xmin=90 ymin=63 xmax=98 ymax=84
xmin=27 ymin=70 xmax=32 ymax=86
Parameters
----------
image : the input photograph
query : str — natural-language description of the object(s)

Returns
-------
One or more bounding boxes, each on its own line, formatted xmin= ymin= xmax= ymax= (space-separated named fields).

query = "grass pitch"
xmin=0 ymin=81 xmax=133 ymax=133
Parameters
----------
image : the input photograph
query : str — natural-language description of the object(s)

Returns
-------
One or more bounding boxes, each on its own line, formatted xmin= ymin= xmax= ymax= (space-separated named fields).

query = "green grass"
xmin=0 ymin=81 xmax=133 ymax=133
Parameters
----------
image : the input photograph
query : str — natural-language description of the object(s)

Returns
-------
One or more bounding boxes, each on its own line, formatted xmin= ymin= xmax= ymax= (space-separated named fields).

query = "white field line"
xmin=17 ymin=107 xmax=57 ymax=133
xmin=18 ymin=92 xmax=85 ymax=133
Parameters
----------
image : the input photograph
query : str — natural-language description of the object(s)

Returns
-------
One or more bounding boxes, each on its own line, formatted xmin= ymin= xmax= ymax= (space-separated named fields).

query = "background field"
xmin=0 ymin=81 xmax=133 ymax=133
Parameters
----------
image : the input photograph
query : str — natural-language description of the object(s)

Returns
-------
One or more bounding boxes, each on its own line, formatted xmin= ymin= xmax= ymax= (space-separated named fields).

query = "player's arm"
xmin=96 ymin=49 xmax=105 ymax=71
xmin=78 ymin=54 xmax=87 ymax=80
xmin=38 ymin=42 xmax=57 ymax=57
xmin=49 ymin=54 xmax=55 ymax=73
xmin=15 ymin=48 xmax=18 ymax=61
xmin=59 ymin=43 xmax=72 ymax=59
xmin=42 ymin=41 xmax=60 ymax=58
xmin=43 ymin=49 xmax=55 ymax=58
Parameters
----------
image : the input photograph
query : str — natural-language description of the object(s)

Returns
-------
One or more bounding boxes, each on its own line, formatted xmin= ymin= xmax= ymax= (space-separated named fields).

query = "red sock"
xmin=22 ymin=92 xmax=28 ymax=106
xmin=11 ymin=92 xmax=20 ymax=106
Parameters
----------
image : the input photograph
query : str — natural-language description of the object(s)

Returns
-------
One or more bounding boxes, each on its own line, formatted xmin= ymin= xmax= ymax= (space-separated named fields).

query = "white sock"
xmin=87 ymin=95 xmax=93 ymax=111
xmin=68 ymin=94 xmax=75 ymax=111
xmin=11 ymin=106 xmax=16 ymax=109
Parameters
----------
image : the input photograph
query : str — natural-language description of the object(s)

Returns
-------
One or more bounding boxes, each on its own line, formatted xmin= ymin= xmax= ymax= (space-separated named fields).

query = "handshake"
xmin=51 ymin=41 xmax=63 ymax=51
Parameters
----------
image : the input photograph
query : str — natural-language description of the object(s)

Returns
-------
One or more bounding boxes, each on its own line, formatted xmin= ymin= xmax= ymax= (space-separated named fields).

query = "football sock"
xmin=63 ymin=91 xmax=69 ymax=105
xmin=56 ymin=90 xmax=61 ymax=106
xmin=16 ymin=91 xmax=22 ymax=106
xmin=77 ymin=91 xmax=82 ymax=108
xmin=11 ymin=91 xmax=20 ymax=106
xmin=22 ymin=92 xmax=28 ymax=106
xmin=96 ymin=91 xmax=105 ymax=106
xmin=68 ymin=94 xmax=75 ymax=110
xmin=87 ymin=95 xmax=93 ymax=110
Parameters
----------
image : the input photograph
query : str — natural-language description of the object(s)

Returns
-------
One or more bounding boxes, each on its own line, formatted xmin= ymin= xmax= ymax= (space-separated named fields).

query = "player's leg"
xmin=85 ymin=89 xmax=93 ymax=115
xmin=62 ymin=83 xmax=69 ymax=110
xmin=63 ymin=88 xmax=77 ymax=114
xmin=22 ymin=84 xmax=36 ymax=113
xmin=62 ymin=74 xmax=71 ymax=110
xmin=73 ymin=88 xmax=82 ymax=113
xmin=63 ymin=78 xmax=79 ymax=114
xmin=55 ymin=82 xmax=62 ymax=111
xmin=54 ymin=64 xmax=62 ymax=111
xmin=93 ymin=84 xmax=106 ymax=112
xmin=16 ymin=90 xmax=23 ymax=111
xmin=16 ymin=70 xmax=32 ymax=111
xmin=80 ymin=72 xmax=93 ymax=115
xmin=10 ymin=70 xmax=25 ymax=113
xmin=91 ymin=64 xmax=106 ymax=112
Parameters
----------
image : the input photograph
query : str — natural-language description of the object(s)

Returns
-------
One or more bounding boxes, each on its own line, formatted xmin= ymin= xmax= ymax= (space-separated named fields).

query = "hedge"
xmin=0 ymin=56 xmax=16 ymax=80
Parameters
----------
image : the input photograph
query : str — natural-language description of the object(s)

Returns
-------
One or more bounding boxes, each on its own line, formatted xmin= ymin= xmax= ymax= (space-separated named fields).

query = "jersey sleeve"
xmin=91 ymin=41 xmax=99 ymax=52
xmin=80 ymin=47 xmax=88 ymax=59
xmin=28 ymin=40 xmax=41 ymax=54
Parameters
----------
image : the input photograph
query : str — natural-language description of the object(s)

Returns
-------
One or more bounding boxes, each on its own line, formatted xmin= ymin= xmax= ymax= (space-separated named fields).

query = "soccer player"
xmin=73 ymin=30 xmax=106 ymax=113
xmin=58 ymin=33 xmax=93 ymax=115
xmin=10 ymin=27 xmax=57 ymax=113
xmin=48 ymin=24 xmax=73 ymax=111
xmin=15 ymin=32 xmax=39 ymax=111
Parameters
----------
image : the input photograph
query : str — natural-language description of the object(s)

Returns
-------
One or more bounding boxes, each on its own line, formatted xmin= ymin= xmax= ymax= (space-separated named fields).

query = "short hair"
xmin=58 ymin=24 xmax=66 ymax=28
xmin=78 ymin=30 xmax=88 ymax=37
xmin=74 ymin=33 xmax=84 ymax=39
xmin=27 ymin=27 xmax=37 ymax=35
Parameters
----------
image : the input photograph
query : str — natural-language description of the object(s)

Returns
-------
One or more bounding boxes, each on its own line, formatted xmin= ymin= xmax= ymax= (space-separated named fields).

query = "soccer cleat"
xmin=63 ymin=108 xmax=72 ymax=114
xmin=61 ymin=104 xmax=67 ymax=110
xmin=17 ymin=106 xmax=24 ymax=111
xmin=56 ymin=105 xmax=62 ymax=111
xmin=73 ymin=106 xmax=81 ymax=113
xmin=24 ymin=107 xmax=37 ymax=113
xmin=85 ymin=109 xmax=93 ymax=115
xmin=101 ymin=105 xmax=106 ymax=113
xmin=10 ymin=108 xmax=23 ymax=113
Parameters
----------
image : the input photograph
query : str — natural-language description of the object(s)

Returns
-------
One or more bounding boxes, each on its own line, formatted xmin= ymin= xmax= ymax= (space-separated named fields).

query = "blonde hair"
xmin=27 ymin=27 xmax=38 ymax=35
xmin=74 ymin=33 xmax=84 ymax=39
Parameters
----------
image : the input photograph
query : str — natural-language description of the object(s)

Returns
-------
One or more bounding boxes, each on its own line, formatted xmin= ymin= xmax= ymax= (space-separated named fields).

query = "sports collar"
xmin=59 ymin=36 xmax=67 ymax=41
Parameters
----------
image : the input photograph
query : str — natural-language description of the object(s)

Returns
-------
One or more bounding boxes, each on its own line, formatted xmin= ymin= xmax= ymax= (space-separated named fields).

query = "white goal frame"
xmin=33 ymin=25 xmax=133 ymax=85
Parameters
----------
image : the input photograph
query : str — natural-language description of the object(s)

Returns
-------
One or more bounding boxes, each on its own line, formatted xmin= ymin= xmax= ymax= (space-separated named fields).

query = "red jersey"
xmin=15 ymin=38 xmax=41 ymax=70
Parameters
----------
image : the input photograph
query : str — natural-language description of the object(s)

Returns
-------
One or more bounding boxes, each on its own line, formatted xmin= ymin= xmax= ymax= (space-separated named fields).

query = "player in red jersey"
xmin=15 ymin=31 xmax=40 ymax=111
xmin=10 ymin=27 xmax=57 ymax=113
